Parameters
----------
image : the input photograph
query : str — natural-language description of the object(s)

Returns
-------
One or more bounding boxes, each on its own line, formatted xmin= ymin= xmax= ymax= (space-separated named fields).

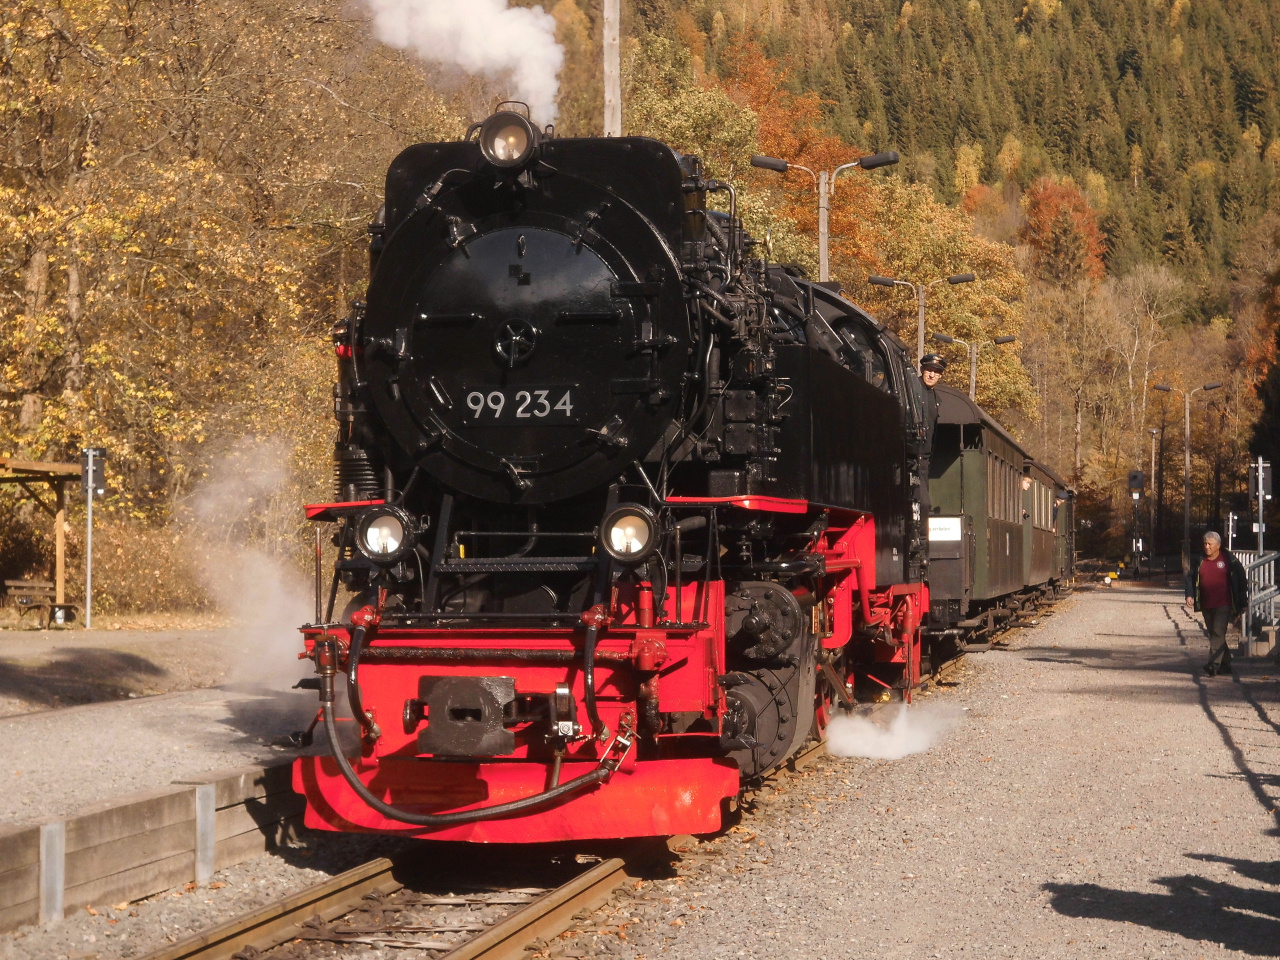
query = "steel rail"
xmin=137 ymin=858 xmax=401 ymax=960
xmin=436 ymin=857 xmax=628 ymax=960
xmin=135 ymin=856 xmax=628 ymax=960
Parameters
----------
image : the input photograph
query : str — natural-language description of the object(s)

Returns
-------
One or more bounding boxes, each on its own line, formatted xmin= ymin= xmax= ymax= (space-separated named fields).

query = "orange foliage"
xmin=673 ymin=10 xmax=707 ymax=66
xmin=960 ymin=183 xmax=994 ymax=216
xmin=1019 ymin=177 xmax=1107 ymax=282
xmin=714 ymin=40 xmax=875 ymax=275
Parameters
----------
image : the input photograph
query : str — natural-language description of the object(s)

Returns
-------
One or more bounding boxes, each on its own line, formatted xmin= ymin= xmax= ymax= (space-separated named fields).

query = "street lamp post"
xmin=930 ymin=332 xmax=1017 ymax=400
xmin=869 ymin=273 xmax=977 ymax=367
xmin=603 ymin=0 xmax=620 ymax=136
xmin=1149 ymin=427 xmax=1158 ymax=555
xmin=750 ymin=151 xmax=900 ymax=283
xmin=1152 ymin=381 xmax=1223 ymax=571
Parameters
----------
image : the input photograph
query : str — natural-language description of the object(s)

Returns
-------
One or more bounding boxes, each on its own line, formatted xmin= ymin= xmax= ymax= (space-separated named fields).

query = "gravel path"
xmin=3 ymin=582 xmax=1277 ymax=960
xmin=0 ymin=684 xmax=316 ymax=825
xmin=0 ymin=627 xmax=242 ymax=717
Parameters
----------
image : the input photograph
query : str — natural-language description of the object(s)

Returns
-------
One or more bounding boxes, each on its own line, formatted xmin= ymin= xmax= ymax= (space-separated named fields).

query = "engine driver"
xmin=920 ymin=353 xmax=948 ymax=450
xmin=914 ymin=353 xmax=948 ymax=565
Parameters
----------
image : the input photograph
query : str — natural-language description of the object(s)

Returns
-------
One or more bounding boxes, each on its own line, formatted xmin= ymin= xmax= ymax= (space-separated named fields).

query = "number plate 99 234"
xmin=462 ymin=385 xmax=579 ymax=424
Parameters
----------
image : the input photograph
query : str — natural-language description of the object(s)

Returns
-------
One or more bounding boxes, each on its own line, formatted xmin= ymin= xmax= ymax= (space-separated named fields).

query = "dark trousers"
xmin=1203 ymin=606 xmax=1233 ymax=668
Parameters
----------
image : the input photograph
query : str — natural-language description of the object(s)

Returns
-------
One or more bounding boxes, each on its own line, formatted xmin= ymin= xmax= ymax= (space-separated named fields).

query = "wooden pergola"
xmin=0 ymin=457 xmax=80 ymax=606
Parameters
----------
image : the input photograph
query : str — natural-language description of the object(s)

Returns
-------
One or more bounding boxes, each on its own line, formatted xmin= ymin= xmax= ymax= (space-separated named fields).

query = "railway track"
xmin=136 ymin=738 xmax=833 ymax=960
xmin=133 ymin=594 xmax=1070 ymax=960
xmin=138 ymin=856 xmax=629 ymax=960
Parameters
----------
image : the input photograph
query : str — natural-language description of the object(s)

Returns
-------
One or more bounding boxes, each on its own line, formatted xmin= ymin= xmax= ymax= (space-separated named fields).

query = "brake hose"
xmin=582 ymin=620 xmax=604 ymax=735
xmin=315 ymin=636 xmax=611 ymax=826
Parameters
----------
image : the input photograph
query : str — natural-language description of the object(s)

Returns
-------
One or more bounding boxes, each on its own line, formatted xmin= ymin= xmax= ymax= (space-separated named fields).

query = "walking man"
xmin=1184 ymin=531 xmax=1248 ymax=676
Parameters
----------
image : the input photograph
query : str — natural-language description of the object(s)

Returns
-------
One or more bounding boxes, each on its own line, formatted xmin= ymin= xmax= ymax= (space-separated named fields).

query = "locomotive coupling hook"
xmin=599 ymin=712 xmax=637 ymax=777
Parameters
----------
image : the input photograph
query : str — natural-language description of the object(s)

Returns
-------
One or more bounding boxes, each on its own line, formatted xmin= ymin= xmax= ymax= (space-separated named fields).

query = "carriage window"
xmin=989 ymin=456 xmax=998 ymax=520
xmin=836 ymin=322 xmax=890 ymax=392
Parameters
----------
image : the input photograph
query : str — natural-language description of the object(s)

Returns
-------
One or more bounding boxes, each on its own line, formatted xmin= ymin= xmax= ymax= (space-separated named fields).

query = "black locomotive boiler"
xmin=293 ymin=108 xmax=1007 ymax=843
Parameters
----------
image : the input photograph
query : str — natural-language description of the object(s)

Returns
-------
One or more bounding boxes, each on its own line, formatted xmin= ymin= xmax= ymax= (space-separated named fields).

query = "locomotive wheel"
xmin=810 ymin=658 xmax=850 ymax=742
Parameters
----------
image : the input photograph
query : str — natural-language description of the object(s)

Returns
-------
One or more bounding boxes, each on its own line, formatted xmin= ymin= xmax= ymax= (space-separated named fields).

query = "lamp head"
xmin=856 ymin=151 xmax=899 ymax=170
xmin=750 ymin=154 xmax=789 ymax=173
xmin=479 ymin=110 xmax=540 ymax=171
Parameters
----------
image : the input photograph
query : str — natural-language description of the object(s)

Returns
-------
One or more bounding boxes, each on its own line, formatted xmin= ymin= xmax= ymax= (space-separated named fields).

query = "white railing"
xmin=1240 ymin=551 xmax=1280 ymax=640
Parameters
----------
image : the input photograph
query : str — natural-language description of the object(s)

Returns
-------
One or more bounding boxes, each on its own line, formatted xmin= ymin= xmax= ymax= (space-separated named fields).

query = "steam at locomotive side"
xmin=292 ymin=109 xmax=1068 ymax=842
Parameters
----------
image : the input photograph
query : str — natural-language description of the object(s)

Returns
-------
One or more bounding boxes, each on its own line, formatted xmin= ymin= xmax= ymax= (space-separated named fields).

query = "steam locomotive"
xmin=291 ymin=108 xmax=1068 ymax=842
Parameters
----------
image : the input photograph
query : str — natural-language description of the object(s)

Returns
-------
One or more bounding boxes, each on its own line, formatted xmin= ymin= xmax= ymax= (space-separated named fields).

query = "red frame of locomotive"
xmin=293 ymin=495 xmax=928 ymax=842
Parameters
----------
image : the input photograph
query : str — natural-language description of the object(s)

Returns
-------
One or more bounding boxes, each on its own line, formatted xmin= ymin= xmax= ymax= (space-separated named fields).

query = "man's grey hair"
xmin=1203 ymin=531 xmax=1222 ymax=545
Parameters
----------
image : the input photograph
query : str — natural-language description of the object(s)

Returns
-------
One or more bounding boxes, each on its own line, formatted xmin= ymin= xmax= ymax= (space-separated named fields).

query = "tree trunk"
xmin=66 ymin=240 xmax=85 ymax=392
xmin=1073 ymin=394 xmax=1083 ymax=479
xmin=22 ymin=244 xmax=50 ymax=369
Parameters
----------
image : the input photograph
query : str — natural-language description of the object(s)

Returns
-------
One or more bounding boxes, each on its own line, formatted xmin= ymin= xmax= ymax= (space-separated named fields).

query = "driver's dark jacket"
xmin=922 ymin=385 xmax=939 ymax=451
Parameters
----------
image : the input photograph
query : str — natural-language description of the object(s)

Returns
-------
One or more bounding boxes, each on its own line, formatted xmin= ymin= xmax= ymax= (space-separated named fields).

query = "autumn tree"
xmin=1020 ymin=177 xmax=1107 ymax=285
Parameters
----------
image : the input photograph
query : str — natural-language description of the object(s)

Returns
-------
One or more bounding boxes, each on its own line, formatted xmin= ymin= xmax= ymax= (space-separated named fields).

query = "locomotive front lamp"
xmin=601 ymin=504 xmax=659 ymax=564
xmin=355 ymin=505 xmax=417 ymax=565
xmin=479 ymin=111 xmax=539 ymax=170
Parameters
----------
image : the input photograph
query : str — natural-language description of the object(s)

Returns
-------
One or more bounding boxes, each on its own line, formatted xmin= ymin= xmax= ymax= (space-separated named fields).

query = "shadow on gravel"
xmin=0 ymin=647 xmax=166 ymax=708
xmin=216 ymin=685 xmax=320 ymax=747
xmin=1020 ymin=647 xmax=1191 ymax=674
xmin=1187 ymin=854 xmax=1280 ymax=886
xmin=1196 ymin=672 xmax=1280 ymax=837
xmin=1044 ymin=870 xmax=1280 ymax=954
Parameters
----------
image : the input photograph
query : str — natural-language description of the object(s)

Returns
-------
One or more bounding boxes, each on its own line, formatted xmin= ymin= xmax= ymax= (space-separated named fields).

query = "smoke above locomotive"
xmin=365 ymin=0 xmax=564 ymax=125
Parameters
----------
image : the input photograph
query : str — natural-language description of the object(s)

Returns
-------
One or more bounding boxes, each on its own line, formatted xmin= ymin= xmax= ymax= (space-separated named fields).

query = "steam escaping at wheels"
xmin=825 ymin=704 xmax=965 ymax=760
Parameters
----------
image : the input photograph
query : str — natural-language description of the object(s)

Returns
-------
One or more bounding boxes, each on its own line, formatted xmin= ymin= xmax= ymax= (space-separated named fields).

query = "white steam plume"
xmin=825 ymin=703 xmax=963 ymax=760
xmin=366 ymin=0 xmax=564 ymax=125
xmin=184 ymin=440 xmax=312 ymax=692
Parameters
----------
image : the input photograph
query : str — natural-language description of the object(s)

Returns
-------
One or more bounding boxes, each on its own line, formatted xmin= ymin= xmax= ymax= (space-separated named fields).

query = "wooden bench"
xmin=2 ymin=580 xmax=75 ymax=627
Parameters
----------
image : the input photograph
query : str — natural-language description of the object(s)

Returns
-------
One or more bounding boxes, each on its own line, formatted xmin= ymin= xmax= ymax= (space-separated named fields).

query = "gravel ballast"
xmin=3 ymin=582 xmax=1277 ymax=959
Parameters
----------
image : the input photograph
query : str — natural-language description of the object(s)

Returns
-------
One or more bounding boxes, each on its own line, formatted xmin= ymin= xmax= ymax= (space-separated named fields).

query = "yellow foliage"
xmin=0 ymin=0 xmax=466 ymax=598
xmin=860 ymin=178 xmax=1033 ymax=416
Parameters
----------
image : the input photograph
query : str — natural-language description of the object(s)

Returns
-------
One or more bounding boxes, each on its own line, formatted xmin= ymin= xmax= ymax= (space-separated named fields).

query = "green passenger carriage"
xmin=924 ymin=384 xmax=1074 ymax=655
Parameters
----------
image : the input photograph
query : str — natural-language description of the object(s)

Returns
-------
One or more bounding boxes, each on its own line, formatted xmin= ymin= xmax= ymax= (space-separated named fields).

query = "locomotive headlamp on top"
xmin=479 ymin=111 xmax=540 ymax=170
xmin=601 ymin=504 xmax=660 ymax=565
xmin=355 ymin=505 xmax=417 ymax=565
